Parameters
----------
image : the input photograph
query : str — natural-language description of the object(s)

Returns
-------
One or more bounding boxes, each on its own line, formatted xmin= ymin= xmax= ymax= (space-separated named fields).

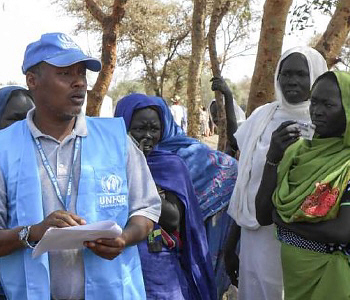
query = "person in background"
xmin=225 ymin=46 xmax=328 ymax=300
xmin=170 ymin=95 xmax=187 ymax=133
xmin=209 ymin=77 xmax=244 ymax=288
xmin=115 ymin=93 xmax=217 ymax=300
xmin=0 ymin=32 xmax=161 ymax=300
xmin=0 ymin=86 xmax=34 ymax=130
xmin=0 ymin=86 xmax=35 ymax=300
xmin=133 ymin=95 xmax=238 ymax=299
xmin=256 ymin=71 xmax=350 ymax=300
xmin=210 ymin=77 xmax=245 ymax=158
xmin=200 ymin=106 xmax=210 ymax=137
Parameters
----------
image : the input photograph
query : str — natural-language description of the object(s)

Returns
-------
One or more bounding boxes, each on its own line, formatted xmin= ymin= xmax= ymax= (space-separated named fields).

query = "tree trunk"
xmin=246 ymin=0 xmax=293 ymax=116
xmin=187 ymin=0 xmax=207 ymax=138
xmin=85 ymin=0 xmax=126 ymax=116
xmin=208 ymin=0 xmax=231 ymax=151
xmin=315 ymin=0 xmax=350 ymax=68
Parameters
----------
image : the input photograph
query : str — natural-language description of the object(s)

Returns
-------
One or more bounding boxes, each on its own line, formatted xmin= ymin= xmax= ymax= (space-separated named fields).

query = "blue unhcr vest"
xmin=0 ymin=117 xmax=146 ymax=300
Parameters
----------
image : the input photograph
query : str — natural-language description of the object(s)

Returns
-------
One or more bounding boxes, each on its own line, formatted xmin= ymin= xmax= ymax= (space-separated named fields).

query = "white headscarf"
xmin=227 ymin=46 xmax=328 ymax=229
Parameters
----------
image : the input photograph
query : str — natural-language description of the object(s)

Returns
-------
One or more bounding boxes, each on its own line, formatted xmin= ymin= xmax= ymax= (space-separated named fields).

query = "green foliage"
xmin=201 ymin=69 xmax=215 ymax=109
xmin=117 ymin=0 xmax=191 ymax=96
xmin=108 ymin=79 xmax=145 ymax=105
xmin=232 ymin=76 xmax=250 ymax=110
xmin=53 ymin=0 xmax=104 ymax=33
xmin=160 ymin=56 xmax=190 ymax=101
xmin=289 ymin=0 xmax=336 ymax=31
xmin=57 ymin=0 xmax=253 ymax=105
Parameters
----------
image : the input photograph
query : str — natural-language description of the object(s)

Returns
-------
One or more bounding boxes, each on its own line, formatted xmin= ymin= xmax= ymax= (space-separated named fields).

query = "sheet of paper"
xmin=32 ymin=220 xmax=122 ymax=258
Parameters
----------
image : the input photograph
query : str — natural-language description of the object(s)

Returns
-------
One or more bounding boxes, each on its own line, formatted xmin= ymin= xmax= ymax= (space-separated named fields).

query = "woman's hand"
xmin=267 ymin=121 xmax=300 ymax=164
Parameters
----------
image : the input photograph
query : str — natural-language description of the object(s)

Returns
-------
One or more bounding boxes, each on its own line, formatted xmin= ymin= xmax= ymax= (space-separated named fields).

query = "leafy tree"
xmin=117 ymin=0 xmax=191 ymax=97
xmin=289 ymin=0 xmax=333 ymax=31
xmin=247 ymin=0 xmax=350 ymax=115
xmin=233 ymin=76 xmax=250 ymax=110
xmin=161 ymin=56 xmax=190 ymax=101
xmin=291 ymin=0 xmax=350 ymax=66
xmin=187 ymin=0 xmax=251 ymax=140
xmin=246 ymin=0 xmax=293 ymax=115
xmin=339 ymin=37 xmax=350 ymax=70
xmin=57 ymin=0 xmax=127 ymax=116
xmin=208 ymin=0 xmax=250 ymax=150
xmin=314 ymin=0 xmax=350 ymax=67
xmin=108 ymin=79 xmax=145 ymax=105
xmin=187 ymin=0 xmax=207 ymax=138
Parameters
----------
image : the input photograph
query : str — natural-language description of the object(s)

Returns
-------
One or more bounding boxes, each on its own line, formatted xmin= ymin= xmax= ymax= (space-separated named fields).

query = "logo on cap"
xmin=56 ymin=33 xmax=81 ymax=51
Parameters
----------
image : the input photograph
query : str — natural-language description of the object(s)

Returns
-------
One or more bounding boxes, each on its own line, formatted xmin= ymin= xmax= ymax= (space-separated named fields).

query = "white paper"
xmin=32 ymin=220 xmax=122 ymax=258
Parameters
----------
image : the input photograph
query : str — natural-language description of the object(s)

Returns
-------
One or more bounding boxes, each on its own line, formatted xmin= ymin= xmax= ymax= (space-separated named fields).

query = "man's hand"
xmin=84 ymin=235 xmax=126 ymax=260
xmin=84 ymin=216 xmax=154 ymax=260
xmin=30 ymin=210 xmax=86 ymax=242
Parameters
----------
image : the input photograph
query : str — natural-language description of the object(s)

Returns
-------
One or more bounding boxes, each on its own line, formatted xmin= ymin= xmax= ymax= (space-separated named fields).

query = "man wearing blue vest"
xmin=0 ymin=32 xmax=161 ymax=300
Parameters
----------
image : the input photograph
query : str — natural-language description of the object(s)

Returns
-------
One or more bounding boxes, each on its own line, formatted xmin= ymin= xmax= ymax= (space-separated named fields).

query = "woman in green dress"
xmin=256 ymin=71 xmax=350 ymax=300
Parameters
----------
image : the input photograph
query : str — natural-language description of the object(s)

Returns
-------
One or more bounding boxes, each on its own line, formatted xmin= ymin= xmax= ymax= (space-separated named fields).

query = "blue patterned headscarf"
xmin=115 ymin=93 xmax=238 ymax=220
xmin=0 ymin=86 xmax=26 ymax=118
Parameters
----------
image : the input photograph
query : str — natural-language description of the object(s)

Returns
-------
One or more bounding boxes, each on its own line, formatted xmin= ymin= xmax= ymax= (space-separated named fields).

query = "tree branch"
xmin=85 ymin=0 xmax=105 ymax=24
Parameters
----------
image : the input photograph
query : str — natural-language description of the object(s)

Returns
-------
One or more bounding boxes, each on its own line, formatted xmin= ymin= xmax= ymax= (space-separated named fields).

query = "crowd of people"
xmin=0 ymin=31 xmax=348 ymax=300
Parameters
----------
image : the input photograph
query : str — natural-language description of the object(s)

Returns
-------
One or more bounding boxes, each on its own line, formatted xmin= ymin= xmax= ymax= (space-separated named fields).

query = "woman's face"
xmin=129 ymin=108 xmax=162 ymax=156
xmin=310 ymin=76 xmax=346 ymax=138
xmin=0 ymin=90 xmax=34 ymax=129
xmin=278 ymin=53 xmax=311 ymax=104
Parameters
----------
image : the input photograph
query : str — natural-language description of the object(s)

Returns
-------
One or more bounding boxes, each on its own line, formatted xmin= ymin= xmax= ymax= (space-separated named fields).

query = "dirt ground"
xmin=199 ymin=134 xmax=219 ymax=150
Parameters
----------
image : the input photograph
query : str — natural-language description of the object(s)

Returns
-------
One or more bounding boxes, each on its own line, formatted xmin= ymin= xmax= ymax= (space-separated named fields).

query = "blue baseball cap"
xmin=22 ymin=32 xmax=102 ymax=74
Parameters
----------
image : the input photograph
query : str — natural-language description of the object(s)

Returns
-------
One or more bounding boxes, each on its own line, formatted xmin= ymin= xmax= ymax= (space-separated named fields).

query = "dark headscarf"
xmin=0 ymin=86 xmax=26 ymax=118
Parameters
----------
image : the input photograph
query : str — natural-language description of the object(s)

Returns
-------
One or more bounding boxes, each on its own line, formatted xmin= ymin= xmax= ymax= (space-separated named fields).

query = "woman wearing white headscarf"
xmin=226 ymin=46 xmax=328 ymax=300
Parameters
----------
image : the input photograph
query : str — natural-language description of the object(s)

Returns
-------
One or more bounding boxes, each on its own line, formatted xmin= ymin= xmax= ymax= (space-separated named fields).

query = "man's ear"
xmin=26 ymin=72 xmax=38 ymax=90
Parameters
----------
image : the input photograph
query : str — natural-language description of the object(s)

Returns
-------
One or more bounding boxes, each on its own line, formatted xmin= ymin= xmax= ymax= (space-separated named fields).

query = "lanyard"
xmin=35 ymin=136 xmax=81 ymax=209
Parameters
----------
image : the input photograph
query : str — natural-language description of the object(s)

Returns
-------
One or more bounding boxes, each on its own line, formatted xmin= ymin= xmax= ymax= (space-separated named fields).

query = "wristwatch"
xmin=18 ymin=226 xmax=34 ymax=248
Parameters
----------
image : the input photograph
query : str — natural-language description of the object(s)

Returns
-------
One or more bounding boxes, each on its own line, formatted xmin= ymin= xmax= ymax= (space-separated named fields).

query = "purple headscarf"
xmin=115 ymin=93 xmax=238 ymax=220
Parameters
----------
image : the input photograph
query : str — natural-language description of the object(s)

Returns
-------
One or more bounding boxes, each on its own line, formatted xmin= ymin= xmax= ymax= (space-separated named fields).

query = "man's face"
xmin=0 ymin=90 xmax=34 ymax=129
xmin=27 ymin=62 xmax=87 ymax=122
xmin=278 ymin=53 xmax=311 ymax=104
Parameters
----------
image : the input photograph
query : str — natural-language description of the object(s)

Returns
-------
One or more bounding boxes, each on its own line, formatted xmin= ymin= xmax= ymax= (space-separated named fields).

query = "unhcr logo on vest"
xmin=101 ymin=174 xmax=121 ymax=194
xmin=99 ymin=174 xmax=126 ymax=208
